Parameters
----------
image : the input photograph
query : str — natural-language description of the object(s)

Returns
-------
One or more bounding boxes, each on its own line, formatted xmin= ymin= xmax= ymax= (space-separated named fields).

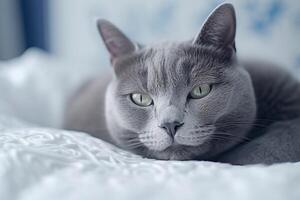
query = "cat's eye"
xmin=130 ymin=93 xmax=153 ymax=107
xmin=189 ymin=84 xmax=211 ymax=99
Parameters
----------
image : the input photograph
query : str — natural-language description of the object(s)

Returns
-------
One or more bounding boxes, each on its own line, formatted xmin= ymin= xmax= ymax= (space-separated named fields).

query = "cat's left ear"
xmin=193 ymin=3 xmax=236 ymax=51
xmin=97 ymin=19 xmax=137 ymax=63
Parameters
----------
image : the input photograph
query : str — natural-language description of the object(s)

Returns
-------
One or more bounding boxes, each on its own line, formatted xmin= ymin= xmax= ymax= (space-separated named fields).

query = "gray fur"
xmin=64 ymin=3 xmax=300 ymax=164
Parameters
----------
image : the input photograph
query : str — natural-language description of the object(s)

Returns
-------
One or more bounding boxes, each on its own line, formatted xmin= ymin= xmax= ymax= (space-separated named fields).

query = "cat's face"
xmin=98 ymin=3 xmax=256 ymax=160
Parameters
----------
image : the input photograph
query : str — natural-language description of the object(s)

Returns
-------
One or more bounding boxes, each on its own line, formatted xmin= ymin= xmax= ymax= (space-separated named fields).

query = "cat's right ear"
xmin=96 ymin=19 xmax=137 ymax=63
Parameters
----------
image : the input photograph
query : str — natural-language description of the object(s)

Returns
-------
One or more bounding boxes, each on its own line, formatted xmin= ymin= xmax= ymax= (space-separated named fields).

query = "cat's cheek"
xmin=186 ymin=100 xmax=217 ymax=124
xmin=139 ymin=129 xmax=172 ymax=151
xmin=174 ymin=133 xmax=207 ymax=146
xmin=116 ymin=97 xmax=152 ymax=131
xmin=188 ymin=89 xmax=231 ymax=123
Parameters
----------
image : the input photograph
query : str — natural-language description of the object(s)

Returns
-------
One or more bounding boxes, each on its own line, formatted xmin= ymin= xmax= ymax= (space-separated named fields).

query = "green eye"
xmin=190 ymin=84 xmax=211 ymax=99
xmin=130 ymin=93 xmax=153 ymax=107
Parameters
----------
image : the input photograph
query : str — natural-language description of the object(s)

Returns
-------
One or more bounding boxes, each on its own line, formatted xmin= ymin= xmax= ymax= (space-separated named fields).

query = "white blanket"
xmin=1 ymin=123 xmax=300 ymax=200
xmin=0 ymin=50 xmax=300 ymax=200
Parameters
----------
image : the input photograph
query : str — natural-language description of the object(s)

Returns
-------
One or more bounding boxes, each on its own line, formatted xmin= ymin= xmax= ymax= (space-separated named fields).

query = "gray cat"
xmin=64 ymin=3 xmax=300 ymax=165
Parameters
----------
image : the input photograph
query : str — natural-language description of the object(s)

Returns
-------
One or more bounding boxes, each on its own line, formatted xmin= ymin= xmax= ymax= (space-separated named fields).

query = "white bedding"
xmin=0 ymin=50 xmax=300 ymax=200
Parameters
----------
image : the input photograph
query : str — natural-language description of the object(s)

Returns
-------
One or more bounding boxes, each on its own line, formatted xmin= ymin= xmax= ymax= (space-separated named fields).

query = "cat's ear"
xmin=97 ymin=19 xmax=137 ymax=62
xmin=193 ymin=3 xmax=236 ymax=50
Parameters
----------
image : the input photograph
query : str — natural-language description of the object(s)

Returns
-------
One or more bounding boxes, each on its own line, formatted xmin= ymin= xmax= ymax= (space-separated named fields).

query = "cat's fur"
xmin=64 ymin=3 xmax=300 ymax=165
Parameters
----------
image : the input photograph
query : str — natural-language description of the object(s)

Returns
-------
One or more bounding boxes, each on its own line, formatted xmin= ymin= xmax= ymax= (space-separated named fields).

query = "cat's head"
xmin=97 ymin=3 xmax=256 ymax=160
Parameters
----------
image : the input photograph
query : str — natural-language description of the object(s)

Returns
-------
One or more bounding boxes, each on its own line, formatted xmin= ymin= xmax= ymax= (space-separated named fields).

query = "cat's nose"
xmin=159 ymin=121 xmax=184 ymax=137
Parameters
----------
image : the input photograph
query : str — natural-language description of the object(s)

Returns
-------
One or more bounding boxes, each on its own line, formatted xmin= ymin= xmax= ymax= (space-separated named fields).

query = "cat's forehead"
xmin=140 ymin=43 xmax=193 ymax=92
xmin=139 ymin=42 xmax=227 ymax=73
xmin=141 ymin=42 xmax=194 ymax=67
xmin=115 ymin=42 xmax=230 ymax=95
xmin=144 ymin=43 xmax=225 ymax=84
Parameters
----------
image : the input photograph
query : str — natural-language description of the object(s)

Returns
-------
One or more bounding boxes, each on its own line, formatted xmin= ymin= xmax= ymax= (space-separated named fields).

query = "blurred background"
xmin=0 ymin=0 xmax=299 ymax=127
xmin=1 ymin=0 xmax=300 ymax=68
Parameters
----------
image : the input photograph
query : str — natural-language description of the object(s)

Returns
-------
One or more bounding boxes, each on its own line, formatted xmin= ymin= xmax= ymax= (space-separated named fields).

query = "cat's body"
xmin=64 ymin=4 xmax=300 ymax=164
xmin=217 ymin=61 xmax=300 ymax=164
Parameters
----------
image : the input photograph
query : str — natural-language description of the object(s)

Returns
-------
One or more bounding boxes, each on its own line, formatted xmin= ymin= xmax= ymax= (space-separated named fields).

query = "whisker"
xmin=213 ymin=133 xmax=250 ymax=142
xmin=118 ymin=133 xmax=139 ymax=140
xmin=216 ymin=118 xmax=279 ymax=126
xmin=125 ymin=142 xmax=144 ymax=149
xmin=215 ymin=122 xmax=268 ymax=129
xmin=210 ymin=136 xmax=244 ymax=143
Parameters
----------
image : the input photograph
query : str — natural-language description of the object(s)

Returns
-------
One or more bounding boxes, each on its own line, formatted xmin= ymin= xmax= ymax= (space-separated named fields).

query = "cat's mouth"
xmin=164 ymin=142 xmax=183 ymax=151
xmin=136 ymin=127 xmax=216 ymax=159
xmin=146 ymin=133 xmax=216 ymax=160
xmin=152 ymin=144 xmax=202 ymax=160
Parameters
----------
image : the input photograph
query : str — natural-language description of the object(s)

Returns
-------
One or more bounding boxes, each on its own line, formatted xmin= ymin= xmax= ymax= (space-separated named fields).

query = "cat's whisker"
xmin=213 ymin=132 xmax=250 ymax=142
xmin=210 ymin=136 xmax=242 ymax=143
xmin=125 ymin=141 xmax=145 ymax=149
xmin=216 ymin=118 xmax=279 ymax=126
xmin=118 ymin=133 xmax=139 ymax=140
xmin=254 ymin=118 xmax=279 ymax=122
xmin=216 ymin=135 xmax=249 ymax=142
xmin=193 ymin=124 xmax=215 ymax=129
xmin=215 ymin=122 xmax=269 ymax=128
xmin=125 ymin=138 xmax=141 ymax=143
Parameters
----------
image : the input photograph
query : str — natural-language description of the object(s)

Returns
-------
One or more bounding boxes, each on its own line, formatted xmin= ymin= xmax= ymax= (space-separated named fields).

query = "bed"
xmin=0 ymin=49 xmax=299 ymax=200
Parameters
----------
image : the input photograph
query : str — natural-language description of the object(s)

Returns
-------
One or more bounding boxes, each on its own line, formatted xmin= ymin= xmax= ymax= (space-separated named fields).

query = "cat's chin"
xmin=146 ymin=143 xmax=209 ymax=161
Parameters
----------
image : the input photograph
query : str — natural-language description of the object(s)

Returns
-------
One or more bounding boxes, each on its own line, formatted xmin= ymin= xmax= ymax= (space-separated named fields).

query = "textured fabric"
xmin=1 ymin=123 xmax=300 ymax=200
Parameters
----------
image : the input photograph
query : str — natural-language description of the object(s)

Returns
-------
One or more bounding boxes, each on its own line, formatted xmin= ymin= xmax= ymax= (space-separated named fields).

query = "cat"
xmin=64 ymin=3 xmax=300 ymax=165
